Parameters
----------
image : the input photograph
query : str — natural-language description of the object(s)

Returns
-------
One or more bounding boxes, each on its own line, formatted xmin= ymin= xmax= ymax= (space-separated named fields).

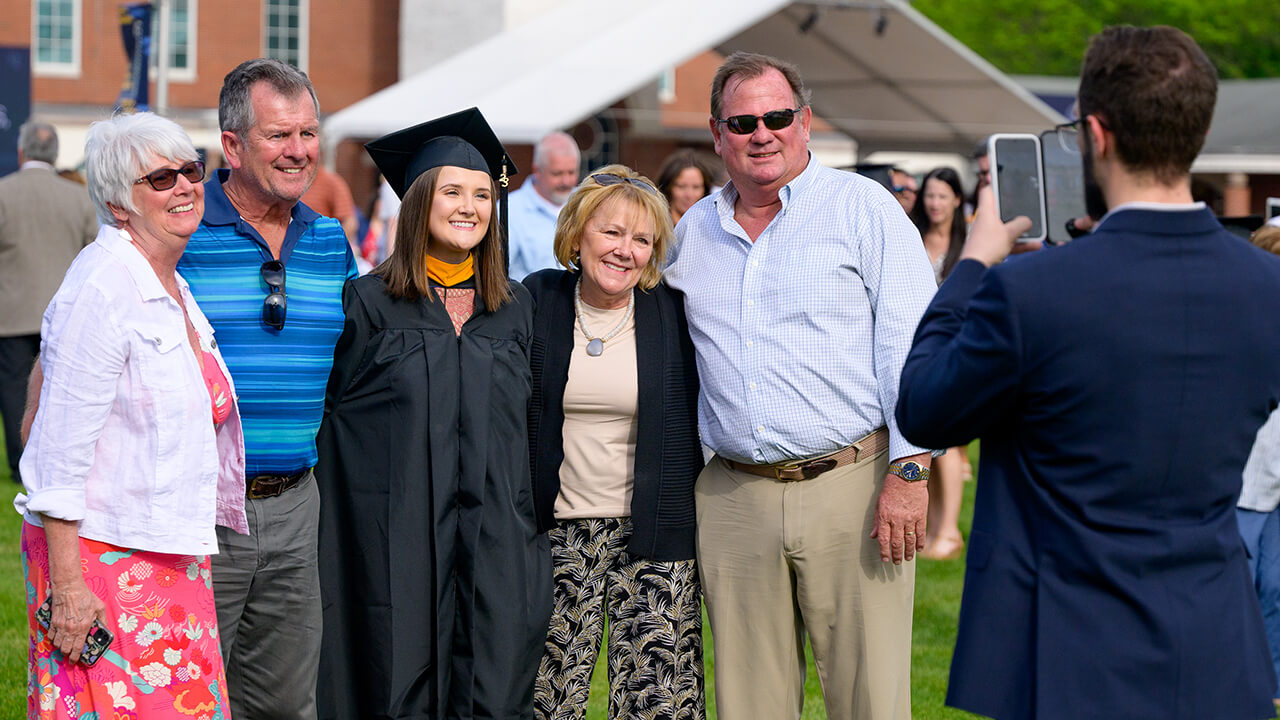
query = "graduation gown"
xmin=315 ymin=273 xmax=552 ymax=720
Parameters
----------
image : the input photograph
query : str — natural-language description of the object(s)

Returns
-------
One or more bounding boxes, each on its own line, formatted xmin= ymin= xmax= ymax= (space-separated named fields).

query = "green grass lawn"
xmin=584 ymin=448 xmax=983 ymax=719
xmin=0 ymin=441 xmax=982 ymax=719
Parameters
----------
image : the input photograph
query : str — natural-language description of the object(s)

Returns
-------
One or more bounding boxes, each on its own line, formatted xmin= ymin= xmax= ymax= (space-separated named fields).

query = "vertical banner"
xmin=0 ymin=46 xmax=31 ymax=177
xmin=115 ymin=3 xmax=153 ymax=114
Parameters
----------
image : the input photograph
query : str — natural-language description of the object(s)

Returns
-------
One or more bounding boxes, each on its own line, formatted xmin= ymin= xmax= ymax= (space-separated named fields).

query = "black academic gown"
xmin=315 ymin=273 xmax=551 ymax=720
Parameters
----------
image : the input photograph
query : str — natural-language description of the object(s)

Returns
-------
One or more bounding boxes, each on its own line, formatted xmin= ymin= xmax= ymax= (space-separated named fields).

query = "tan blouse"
xmin=554 ymin=301 xmax=638 ymax=520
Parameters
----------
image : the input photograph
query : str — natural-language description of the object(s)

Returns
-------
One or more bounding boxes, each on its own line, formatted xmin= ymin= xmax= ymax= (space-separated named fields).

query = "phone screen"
xmin=992 ymin=135 xmax=1045 ymax=241
xmin=1040 ymin=130 xmax=1086 ymax=244
xmin=1267 ymin=197 xmax=1280 ymax=220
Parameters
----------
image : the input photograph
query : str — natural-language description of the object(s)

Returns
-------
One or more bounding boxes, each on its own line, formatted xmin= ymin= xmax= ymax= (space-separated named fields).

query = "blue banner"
xmin=115 ymin=3 xmax=152 ymax=113
xmin=0 ymin=46 xmax=30 ymax=177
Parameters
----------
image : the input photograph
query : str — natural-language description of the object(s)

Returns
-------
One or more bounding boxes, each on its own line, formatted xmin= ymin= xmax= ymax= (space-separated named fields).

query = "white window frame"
xmin=262 ymin=0 xmax=309 ymax=73
xmin=151 ymin=0 xmax=198 ymax=83
xmin=32 ymin=0 xmax=81 ymax=78
xmin=658 ymin=67 xmax=677 ymax=104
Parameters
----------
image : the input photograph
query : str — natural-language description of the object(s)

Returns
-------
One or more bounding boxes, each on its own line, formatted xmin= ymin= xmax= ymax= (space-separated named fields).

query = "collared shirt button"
xmin=746 ymin=340 xmax=754 ymax=347
xmin=747 ymin=299 xmax=755 ymax=307
xmin=752 ymin=259 xmax=759 ymax=267
xmin=749 ymin=382 xmax=757 ymax=390
xmin=757 ymin=425 xmax=765 ymax=433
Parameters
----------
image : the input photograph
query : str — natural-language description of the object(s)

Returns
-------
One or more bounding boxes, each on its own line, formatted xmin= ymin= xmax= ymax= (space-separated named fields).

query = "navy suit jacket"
xmin=897 ymin=207 xmax=1280 ymax=720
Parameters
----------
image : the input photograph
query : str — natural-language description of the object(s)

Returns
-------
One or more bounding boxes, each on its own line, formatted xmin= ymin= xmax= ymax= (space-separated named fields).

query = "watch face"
xmin=901 ymin=462 xmax=922 ymax=480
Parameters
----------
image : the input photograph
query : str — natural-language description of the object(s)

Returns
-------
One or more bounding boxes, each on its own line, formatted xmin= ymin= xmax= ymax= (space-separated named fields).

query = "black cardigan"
xmin=524 ymin=269 xmax=704 ymax=561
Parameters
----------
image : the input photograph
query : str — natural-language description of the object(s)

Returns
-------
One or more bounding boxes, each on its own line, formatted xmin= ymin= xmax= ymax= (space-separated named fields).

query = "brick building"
xmin=1 ymin=0 xmax=397 ymax=179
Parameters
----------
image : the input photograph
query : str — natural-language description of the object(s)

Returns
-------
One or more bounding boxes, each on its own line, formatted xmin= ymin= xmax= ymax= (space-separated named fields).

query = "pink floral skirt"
xmin=22 ymin=521 xmax=232 ymax=719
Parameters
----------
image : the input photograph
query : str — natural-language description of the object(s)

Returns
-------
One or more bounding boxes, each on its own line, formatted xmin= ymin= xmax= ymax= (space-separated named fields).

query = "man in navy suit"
xmin=897 ymin=25 xmax=1280 ymax=720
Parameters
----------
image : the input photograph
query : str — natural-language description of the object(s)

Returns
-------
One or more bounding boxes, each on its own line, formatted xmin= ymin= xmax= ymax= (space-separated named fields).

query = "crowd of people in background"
xmin=5 ymin=21 xmax=1280 ymax=720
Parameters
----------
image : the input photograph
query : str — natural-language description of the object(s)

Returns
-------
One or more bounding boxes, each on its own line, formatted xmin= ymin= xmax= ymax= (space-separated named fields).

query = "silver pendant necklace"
xmin=574 ymin=278 xmax=634 ymax=357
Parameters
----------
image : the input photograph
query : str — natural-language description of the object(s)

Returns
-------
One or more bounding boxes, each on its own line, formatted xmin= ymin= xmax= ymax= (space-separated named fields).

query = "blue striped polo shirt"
xmin=178 ymin=168 xmax=355 ymax=476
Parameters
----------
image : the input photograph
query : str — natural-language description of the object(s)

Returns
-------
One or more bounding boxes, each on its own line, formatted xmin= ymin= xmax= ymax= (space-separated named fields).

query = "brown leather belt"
xmin=724 ymin=427 xmax=889 ymax=482
xmin=246 ymin=468 xmax=309 ymax=499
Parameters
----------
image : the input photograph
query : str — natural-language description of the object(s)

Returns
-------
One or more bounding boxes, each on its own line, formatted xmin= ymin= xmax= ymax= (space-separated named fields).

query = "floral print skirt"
xmin=534 ymin=517 xmax=704 ymax=720
xmin=22 ymin=521 xmax=231 ymax=720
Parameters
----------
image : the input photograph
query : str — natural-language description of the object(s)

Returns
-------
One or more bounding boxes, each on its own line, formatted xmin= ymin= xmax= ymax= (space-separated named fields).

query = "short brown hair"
xmin=710 ymin=51 xmax=811 ymax=120
xmin=374 ymin=166 xmax=512 ymax=310
xmin=1077 ymin=26 xmax=1217 ymax=183
xmin=552 ymin=164 xmax=673 ymax=292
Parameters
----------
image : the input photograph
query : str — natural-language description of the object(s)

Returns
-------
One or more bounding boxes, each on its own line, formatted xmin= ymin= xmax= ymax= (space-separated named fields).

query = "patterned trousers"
xmin=534 ymin=517 xmax=705 ymax=720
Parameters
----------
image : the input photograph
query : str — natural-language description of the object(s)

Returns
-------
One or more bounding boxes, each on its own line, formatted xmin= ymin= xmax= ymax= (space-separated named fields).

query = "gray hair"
xmin=18 ymin=121 xmax=58 ymax=164
xmin=84 ymin=112 xmax=199 ymax=226
xmin=532 ymin=131 xmax=580 ymax=172
xmin=218 ymin=58 xmax=320 ymax=135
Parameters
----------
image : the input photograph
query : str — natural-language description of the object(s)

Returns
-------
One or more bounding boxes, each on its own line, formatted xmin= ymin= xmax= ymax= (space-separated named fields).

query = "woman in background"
xmin=909 ymin=166 xmax=969 ymax=559
xmin=655 ymin=149 xmax=714 ymax=226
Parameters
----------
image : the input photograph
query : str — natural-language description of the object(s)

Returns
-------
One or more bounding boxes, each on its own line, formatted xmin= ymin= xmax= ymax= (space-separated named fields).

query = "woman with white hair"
xmin=18 ymin=112 xmax=246 ymax=719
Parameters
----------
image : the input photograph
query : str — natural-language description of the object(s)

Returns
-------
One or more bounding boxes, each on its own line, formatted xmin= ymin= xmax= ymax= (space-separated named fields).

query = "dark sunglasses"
xmin=715 ymin=107 xmax=802 ymax=135
xmin=134 ymin=160 xmax=205 ymax=191
xmin=592 ymin=173 xmax=658 ymax=194
xmin=260 ymin=260 xmax=287 ymax=331
xmin=892 ymin=185 xmax=917 ymax=195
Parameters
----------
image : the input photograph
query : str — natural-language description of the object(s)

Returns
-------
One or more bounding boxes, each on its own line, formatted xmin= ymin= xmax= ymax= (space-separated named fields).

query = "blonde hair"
xmin=1251 ymin=225 xmax=1280 ymax=257
xmin=552 ymin=164 xmax=672 ymax=292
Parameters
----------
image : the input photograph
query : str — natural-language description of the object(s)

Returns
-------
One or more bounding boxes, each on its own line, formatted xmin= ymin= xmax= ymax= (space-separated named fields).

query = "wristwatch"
xmin=888 ymin=461 xmax=930 ymax=483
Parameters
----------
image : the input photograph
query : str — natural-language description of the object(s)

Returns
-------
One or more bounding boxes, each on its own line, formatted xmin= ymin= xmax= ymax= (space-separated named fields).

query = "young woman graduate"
xmin=314 ymin=108 xmax=552 ymax=719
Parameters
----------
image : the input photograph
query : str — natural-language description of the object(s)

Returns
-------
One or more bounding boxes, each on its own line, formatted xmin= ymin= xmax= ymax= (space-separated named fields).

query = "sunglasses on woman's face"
xmin=715 ymin=108 xmax=802 ymax=135
xmin=133 ymin=160 xmax=206 ymax=191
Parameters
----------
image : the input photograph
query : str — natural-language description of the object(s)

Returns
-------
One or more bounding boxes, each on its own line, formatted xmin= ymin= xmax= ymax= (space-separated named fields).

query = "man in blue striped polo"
xmin=177 ymin=58 xmax=355 ymax=720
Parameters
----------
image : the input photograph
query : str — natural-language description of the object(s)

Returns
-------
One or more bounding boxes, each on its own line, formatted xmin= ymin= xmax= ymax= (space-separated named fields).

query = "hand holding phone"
xmin=988 ymin=134 xmax=1047 ymax=243
xmin=37 ymin=595 xmax=114 ymax=666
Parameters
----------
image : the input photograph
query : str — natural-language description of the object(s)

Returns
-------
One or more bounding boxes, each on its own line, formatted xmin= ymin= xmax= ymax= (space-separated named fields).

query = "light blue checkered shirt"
xmin=665 ymin=154 xmax=937 ymax=464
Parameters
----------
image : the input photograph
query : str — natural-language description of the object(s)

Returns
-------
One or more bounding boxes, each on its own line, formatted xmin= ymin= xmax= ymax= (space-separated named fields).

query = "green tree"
xmin=913 ymin=0 xmax=1280 ymax=78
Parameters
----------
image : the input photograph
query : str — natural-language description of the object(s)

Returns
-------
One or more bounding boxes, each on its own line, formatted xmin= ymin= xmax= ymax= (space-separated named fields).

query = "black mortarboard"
xmin=365 ymin=108 xmax=519 ymax=273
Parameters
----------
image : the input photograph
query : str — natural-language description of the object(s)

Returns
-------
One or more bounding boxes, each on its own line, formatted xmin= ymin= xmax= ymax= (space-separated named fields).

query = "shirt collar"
xmin=20 ymin=160 xmax=55 ymax=171
xmin=201 ymin=168 xmax=320 ymax=226
xmin=1097 ymin=200 xmax=1205 ymax=226
xmin=520 ymin=176 xmax=564 ymax=215
xmin=715 ymin=152 xmax=820 ymax=217
xmin=96 ymin=225 xmax=191 ymax=303
xmin=201 ymin=168 xmax=320 ymax=264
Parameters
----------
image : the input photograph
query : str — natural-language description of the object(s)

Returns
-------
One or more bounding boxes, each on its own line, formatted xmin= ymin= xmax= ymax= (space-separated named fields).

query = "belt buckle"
xmin=773 ymin=463 xmax=803 ymax=482
xmin=247 ymin=477 xmax=271 ymax=500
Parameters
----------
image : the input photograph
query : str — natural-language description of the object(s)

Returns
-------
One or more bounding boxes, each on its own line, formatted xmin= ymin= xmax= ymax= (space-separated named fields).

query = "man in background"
xmin=0 ymin=122 xmax=96 ymax=484
xmin=507 ymin=131 xmax=580 ymax=279
xmin=891 ymin=167 xmax=918 ymax=213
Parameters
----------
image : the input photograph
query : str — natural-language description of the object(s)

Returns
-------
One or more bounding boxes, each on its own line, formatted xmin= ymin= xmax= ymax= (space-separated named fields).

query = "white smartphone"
xmin=988 ymin=133 xmax=1047 ymax=243
xmin=1267 ymin=197 xmax=1280 ymax=220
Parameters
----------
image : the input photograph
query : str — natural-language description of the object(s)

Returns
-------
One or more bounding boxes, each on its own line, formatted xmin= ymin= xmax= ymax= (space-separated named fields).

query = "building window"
xmin=658 ymin=68 xmax=676 ymax=103
xmin=263 ymin=0 xmax=308 ymax=71
xmin=152 ymin=0 xmax=197 ymax=81
xmin=33 ymin=0 xmax=81 ymax=77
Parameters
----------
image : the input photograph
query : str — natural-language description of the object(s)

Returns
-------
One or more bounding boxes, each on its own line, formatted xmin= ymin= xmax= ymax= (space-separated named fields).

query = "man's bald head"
xmin=532 ymin=131 xmax=581 ymax=206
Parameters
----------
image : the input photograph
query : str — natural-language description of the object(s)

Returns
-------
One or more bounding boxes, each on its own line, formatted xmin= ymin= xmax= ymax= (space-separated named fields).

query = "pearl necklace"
xmin=574 ymin=278 xmax=634 ymax=357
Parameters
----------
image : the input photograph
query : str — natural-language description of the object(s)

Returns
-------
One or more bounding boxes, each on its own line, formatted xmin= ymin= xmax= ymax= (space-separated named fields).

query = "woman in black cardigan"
xmin=524 ymin=165 xmax=706 ymax=720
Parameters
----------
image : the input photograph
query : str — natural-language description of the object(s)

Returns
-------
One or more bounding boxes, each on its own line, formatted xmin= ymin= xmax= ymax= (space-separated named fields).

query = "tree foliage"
xmin=912 ymin=0 xmax=1280 ymax=79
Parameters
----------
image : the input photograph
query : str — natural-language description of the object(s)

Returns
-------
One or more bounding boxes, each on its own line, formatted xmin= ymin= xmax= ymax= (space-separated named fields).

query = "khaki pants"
xmin=696 ymin=450 xmax=914 ymax=720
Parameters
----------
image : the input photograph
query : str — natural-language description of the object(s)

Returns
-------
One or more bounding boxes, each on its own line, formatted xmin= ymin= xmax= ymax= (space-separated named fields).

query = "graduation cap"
xmin=365 ymin=107 xmax=519 ymax=271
